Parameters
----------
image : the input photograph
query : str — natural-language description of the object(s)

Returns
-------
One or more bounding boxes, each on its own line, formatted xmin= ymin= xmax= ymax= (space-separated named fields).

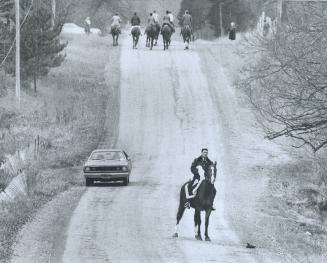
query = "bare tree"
xmin=240 ymin=2 xmax=327 ymax=152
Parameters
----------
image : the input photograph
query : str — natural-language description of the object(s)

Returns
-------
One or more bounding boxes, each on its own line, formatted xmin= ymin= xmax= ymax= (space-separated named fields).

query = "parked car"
xmin=83 ymin=149 xmax=132 ymax=186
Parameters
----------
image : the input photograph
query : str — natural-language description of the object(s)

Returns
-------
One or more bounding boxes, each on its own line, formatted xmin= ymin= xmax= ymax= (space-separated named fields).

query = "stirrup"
xmin=184 ymin=201 xmax=190 ymax=209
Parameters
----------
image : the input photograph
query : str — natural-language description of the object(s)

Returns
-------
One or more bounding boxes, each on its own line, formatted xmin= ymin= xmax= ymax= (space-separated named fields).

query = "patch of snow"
xmin=62 ymin=23 xmax=101 ymax=35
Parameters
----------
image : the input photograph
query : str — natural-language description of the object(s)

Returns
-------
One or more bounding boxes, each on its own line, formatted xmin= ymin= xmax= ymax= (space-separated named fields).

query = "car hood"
xmin=84 ymin=159 xmax=128 ymax=167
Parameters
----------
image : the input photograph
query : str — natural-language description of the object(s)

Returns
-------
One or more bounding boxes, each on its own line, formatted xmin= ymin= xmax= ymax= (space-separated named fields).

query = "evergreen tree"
xmin=0 ymin=0 xmax=14 ymax=62
xmin=4 ymin=0 xmax=67 ymax=93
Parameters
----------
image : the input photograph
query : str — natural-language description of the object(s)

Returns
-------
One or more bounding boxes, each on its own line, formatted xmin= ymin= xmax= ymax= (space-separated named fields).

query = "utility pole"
xmin=15 ymin=0 xmax=20 ymax=107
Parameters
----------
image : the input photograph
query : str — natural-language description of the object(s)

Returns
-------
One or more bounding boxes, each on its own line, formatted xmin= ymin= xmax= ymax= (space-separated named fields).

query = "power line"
xmin=0 ymin=0 xmax=34 ymax=68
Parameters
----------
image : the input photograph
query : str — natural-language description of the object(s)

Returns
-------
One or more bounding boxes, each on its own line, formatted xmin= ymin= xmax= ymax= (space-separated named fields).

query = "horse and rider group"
xmin=110 ymin=10 xmax=193 ymax=50
xmin=110 ymin=11 xmax=216 ymax=241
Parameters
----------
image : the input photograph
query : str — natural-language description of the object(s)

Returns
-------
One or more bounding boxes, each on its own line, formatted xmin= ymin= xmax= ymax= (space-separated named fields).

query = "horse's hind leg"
xmin=194 ymin=209 xmax=202 ymax=240
xmin=204 ymin=209 xmax=212 ymax=241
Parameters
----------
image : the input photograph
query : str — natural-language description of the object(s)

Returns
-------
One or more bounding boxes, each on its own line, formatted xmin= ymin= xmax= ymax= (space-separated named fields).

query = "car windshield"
xmin=90 ymin=151 xmax=125 ymax=160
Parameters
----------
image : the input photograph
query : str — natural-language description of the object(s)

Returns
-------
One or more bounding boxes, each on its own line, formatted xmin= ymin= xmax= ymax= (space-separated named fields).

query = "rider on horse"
xmin=146 ymin=13 xmax=156 ymax=33
xmin=153 ymin=10 xmax=159 ymax=23
xmin=111 ymin=13 xmax=122 ymax=34
xmin=131 ymin=12 xmax=141 ymax=33
xmin=161 ymin=10 xmax=174 ymax=34
xmin=185 ymin=148 xmax=216 ymax=210
xmin=181 ymin=10 xmax=193 ymax=34
xmin=152 ymin=10 xmax=161 ymax=32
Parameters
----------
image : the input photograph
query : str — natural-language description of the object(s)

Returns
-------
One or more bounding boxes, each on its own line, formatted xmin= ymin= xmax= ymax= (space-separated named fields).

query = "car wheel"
xmin=123 ymin=176 xmax=129 ymax=186
xmin=85 ymin=178 xmax=93 ymax=187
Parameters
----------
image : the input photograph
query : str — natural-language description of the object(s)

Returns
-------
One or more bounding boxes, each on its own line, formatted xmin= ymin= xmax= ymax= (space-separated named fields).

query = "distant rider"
xmin=147 ymin=12 xmax=155 ymax=26
xmin=152 ymin=10 xmax=161 ymax=32
xmin=131 ymin=12 xmax=141 ymax=33
xmin=153 ymin=10 xmax=159 ymax=23
xmin=185 ymin=148 xmax=216 ymax=210
xmin=111 ymin=12 xmax=122 ymax=34
xmin=161 ymin=10 xmax=174 ymax=33
xmin=181 ymin=10 xmax=192 ymax=34
xmin=168 ymin=11 xmax=175 ymax=33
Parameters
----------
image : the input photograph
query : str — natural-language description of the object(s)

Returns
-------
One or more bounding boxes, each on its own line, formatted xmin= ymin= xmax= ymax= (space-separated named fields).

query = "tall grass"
xmin=0 ymin=32 xmax=120 ymax=262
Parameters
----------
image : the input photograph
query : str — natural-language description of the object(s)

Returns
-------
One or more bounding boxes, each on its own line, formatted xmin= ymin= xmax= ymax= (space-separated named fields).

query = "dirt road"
xmin=11 ymin=33 xmax=288 ymax=262
xmin=60 ymin=35 xmax=283 ymax=262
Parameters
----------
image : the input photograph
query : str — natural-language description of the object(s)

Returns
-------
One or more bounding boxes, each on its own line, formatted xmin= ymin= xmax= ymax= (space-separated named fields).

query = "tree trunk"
xmin=219 ymin=3 xmax=224 ymax=37
xmin=33 ymin=71 xmax=37 ymax=93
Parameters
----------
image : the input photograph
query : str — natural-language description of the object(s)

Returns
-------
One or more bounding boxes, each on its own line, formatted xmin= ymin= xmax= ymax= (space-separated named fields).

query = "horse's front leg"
xmin=204 ymin=209 xmax=212 ymax=241
xmin=194 ymin=209 xmax=202 ymax=240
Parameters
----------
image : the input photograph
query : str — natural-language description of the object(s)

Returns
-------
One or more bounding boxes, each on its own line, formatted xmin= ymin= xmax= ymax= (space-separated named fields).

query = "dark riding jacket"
xmin=131 ymin=15 xmax=141 ymax=26
xmin=191 ymin=156 xmax=213 ymax=181
xmin=182 ymin=14 xmax=192 ymax=27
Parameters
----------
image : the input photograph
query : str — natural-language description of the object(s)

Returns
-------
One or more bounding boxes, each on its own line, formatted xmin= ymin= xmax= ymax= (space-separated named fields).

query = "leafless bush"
xmin=239 ymin=3 xmax=327 ymax=152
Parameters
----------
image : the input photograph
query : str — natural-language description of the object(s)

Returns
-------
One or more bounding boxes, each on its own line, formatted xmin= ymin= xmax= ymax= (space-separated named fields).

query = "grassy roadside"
xmin=203 ymin=35 xmax=327 ymax=262
xmin=0 ymin=30 xmax=121 ymax=262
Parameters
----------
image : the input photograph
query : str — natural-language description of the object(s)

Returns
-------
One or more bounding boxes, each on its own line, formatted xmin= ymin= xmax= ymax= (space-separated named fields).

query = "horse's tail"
xmin=176 ymin=182 xmax=188 ymax=224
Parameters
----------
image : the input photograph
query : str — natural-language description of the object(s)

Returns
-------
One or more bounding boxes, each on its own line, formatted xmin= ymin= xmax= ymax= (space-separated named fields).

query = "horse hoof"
xmin=205 ymin=236 xmax=211 ymax=242
xmin=172 ymin=233 xmax=178 ymax=238
xmin=195 ymin=235 xmax=202 ymax=241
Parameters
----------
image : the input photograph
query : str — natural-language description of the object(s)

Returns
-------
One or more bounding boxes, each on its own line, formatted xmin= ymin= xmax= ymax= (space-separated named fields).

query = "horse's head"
xmin=196 ymin=162 xmax=217 ymax=184
xmin=206 ymin=162 xmax=217 ymax=184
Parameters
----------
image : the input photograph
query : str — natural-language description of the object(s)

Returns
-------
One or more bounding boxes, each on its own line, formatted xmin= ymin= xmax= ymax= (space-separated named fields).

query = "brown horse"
xmin=181 ymin=25 xmax=192 ymax=50
xmin=162 ymin=24 xmax=172 ymax=50
xmin=173 ymin=162 xmax=217 ymax=241
xmin=131 ymin=26 xmax=141 ymax=49
xmin=111 ymin=25 xmax=120 ymax=46
xmin=145 ymin=24 xmax=158 ymax=50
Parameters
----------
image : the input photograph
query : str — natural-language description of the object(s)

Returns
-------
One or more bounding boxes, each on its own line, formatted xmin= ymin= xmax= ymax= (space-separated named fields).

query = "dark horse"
xmin=145 ymin=24 xmax=159 ymax=50
xmin=181 ymin=25 xmax=192 ymax=50
xmin=162 ymin=24 xmax=172 ymax=50
xmin=173 ymin=162 xmax=217 ymax=241
xmin=111 ymin=25 xmax=120 ymax=46
xmin=131 ymin=26 xmax=141 ymax=49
